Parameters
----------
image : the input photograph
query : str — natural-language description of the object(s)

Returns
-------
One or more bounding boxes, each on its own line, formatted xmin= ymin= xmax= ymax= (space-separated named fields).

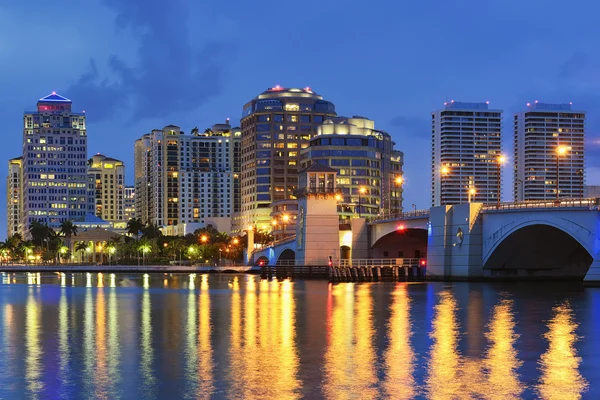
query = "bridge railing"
xmin=266 ymin=235 xmax=297 ymax=248
xmin=368 ymin=210 xmax=430 ymax=223
xmin=482 ymin=197 xmax=600 ymax=212
xmin=273 ymin=258 xmax=425 ymax=267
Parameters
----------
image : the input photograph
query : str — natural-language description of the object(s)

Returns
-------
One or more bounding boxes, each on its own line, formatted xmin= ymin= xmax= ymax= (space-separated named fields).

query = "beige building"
xmin=134 ymin=122 xmax=240 ymax=231
xmin=6 ymin=157 xmax=23 ymax=238
xmin=123 ymin=186 xmax=135 ymax=222
xmin=240 ymin=86 xmax=336 ymax=230
xmin=88 ymin=154 xmax=125 ymax=223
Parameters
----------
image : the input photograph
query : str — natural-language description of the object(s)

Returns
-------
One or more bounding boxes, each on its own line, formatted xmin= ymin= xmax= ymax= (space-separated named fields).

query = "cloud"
xmin=67 ymin=0 xmax=228 ymax=122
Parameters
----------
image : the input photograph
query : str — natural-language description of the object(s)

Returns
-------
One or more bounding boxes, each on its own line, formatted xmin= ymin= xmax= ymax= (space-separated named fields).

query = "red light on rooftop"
xmin=272 ymin=85 xmax=283 ymax=91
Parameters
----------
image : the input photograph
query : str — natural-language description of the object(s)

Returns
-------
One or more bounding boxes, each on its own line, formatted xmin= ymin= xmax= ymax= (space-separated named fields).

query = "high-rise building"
xmin=513 ymin=102 xmax=585 ymax=201
xmin=300 ymin=116 xmax=404 ymax=220
xmin=123 ymin=186 xmax=135 ymax=222
xmin=19 ymin=93 xmax=93 ymax=234
xmin=240 ymin=86 xmax=336 ymax=229
xmin=431 ymin=101 xmax=503 ymax=206
xmin=6 ymin=157 xmax=23 ymax=238
xmin=87 ymin=154 xmax=125 ymax=223
xmin=134 ymin=122 xmax=240 ymax=231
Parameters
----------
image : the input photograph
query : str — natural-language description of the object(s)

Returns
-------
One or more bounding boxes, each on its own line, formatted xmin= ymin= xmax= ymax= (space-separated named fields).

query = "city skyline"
xmin=2 ymin=1 xmax=600 ymax=235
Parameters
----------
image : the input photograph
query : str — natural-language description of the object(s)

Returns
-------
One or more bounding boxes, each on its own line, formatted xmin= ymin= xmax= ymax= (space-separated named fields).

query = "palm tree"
xmin=191 ymin=126 xmax=199 ymax=136
xmin=138 ymin=239 xmax=152 ymax=266
xmin=141 ymin=223 xmax=162 ymax=240
xmin=204 ymin=128 xmax=213 ymax=135
xmin=29 ymin=220 xmax=51 ymax=248
xmin=75 ymin=241 xmax=89 ymax=264
xmin=19 ymin=241 xmax=34 ymax=264
xmin=59 ymin=221 xmax=78 ymax=249
xmin=126 ymin=218 xmax=145 ymax=241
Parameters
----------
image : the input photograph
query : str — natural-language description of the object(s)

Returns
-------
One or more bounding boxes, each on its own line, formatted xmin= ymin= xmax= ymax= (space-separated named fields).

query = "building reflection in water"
xmin=537 ymin=301 xmax=588 ymax=400
xmin=228 ymin=277 xmax=299 ymax=399
xmin=323 ymin=284 xmax=378 ymax=399
xmin=425 ymin=290 xmax=462 ymax=399
xmin=481 ymin=297 xmax=522 ymax=399
xmin=25 ymin=287 xmax=43 ymax=399
xmin=197 ymin=274 xmax=214 ymax=397
xmin=383 ymin=284 xmax=416 ymax=399
xmin=58 ymin=287 xmax=70 ymax=396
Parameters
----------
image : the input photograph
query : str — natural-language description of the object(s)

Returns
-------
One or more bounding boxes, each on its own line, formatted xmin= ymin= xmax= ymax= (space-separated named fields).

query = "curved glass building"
xmin=300 ymin=116 xmax=403 ymax=221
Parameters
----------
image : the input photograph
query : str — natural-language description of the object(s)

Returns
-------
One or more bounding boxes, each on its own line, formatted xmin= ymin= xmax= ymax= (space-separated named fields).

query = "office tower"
xmin=431 ymin=101 xmax=503 ymax=206
xmin=513 ymin=102 xmax=585 ymax=201
xmin=134 ymin=122 xmax=240 ymax=233
xmin=123 ymin=186 xmax=135 ymax=222
xmin=240 ymin=86 xmax=336 ymax=229
xmin=20 ymin=93 xmax=93 ymax=234
xmin=300 ymin=116 xmax=404 ymax=220
xmin=6 ymin=157 xmax=23 ymax=237
xmin=87 ymin=154 xmax=125 ymax=223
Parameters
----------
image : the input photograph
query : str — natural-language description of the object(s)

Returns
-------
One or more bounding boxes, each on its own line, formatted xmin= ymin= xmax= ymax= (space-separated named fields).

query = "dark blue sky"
xmin=2 ymin=0 xmax=600 ymax=234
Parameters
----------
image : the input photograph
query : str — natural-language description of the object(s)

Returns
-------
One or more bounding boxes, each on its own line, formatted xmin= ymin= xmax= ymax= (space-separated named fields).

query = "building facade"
xmin=431 ymin=101 xmax=503 ymax=206
xmin=124 ymin=186 xmax=135 ymax=222
xmin=240 ymin=86 xmax=336 ymax=229
xmin=513 ymin=102 xmax=585 ymax=201
xmin=6 ymin=157 xmax=23 ymax=238
xmin=134 ymin=122 xmax=240 ymax=230
xmin=19 ymin=93 xmax=93 ymax=234
xmin=300 ymin=116 xmax=403 ymax=221
xmin=88 ymin=154 xmax=125 ymax=223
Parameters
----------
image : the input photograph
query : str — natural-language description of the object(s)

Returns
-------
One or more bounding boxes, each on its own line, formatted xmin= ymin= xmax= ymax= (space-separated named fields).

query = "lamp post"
xmin=556 ymin=145 xmax=569 ymax=201
xmin=358 ymin=186 xmax=367 ymax=218
xmin=394 ymin=176 xmax=403 ymax=216
xmin=282 ymin=214 xmax=290 ymax=237
xmin=496 ymin=155 xmax=506 ymax=206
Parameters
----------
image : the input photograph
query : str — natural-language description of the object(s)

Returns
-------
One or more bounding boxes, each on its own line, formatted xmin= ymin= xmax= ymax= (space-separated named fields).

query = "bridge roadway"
xmin=252 ymin=198 xmax=600 ymax=281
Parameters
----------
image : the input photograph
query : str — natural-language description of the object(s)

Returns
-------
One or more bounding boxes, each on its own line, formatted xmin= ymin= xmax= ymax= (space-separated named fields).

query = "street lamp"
xmin=282 ymin=214 xmax=290 ymax=237
xmin=394 ymin=176 xmax=403 ymax=215
xmin=358 ymin=186 xmax=367 ymax=218
xmin=200 ymin=235 xmax=208 ymax=244
xmin=496 ymin=155 xmax=507 ymax=206
xmin=556 ymin=145 xmax=569 ymax=201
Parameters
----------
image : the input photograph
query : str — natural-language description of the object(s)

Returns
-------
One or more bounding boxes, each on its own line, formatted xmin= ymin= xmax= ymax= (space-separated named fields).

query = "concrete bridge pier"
xmin=584 ymin=259 xmax=600 ymax=282
xmin=426 ymin=203 xmax=483 ymax=279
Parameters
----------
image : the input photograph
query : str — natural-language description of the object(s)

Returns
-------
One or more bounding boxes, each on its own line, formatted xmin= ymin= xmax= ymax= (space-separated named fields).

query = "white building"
xmin=123 ymin=186 xmax=135 ymax=222
xmin=19 ymin=93 xmax=93 ymax=234
xmin=134 ymin=123 xmax=240 ymax=232
xmin=431 ymin=101 xmax=503 ymax=206
xmin=6 ymin=157 xmax=23 ymax=238
xmin=513 ymin=102 xmax=585 ymax=201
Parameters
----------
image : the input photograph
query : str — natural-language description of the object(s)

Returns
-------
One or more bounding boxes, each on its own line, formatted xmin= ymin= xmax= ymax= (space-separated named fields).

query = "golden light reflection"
xmin=426 ymin=291 xmax=462 ymax=399
xmin=383 ymin=284 xmax=415 ymax=399
xmin=323 ymin=284 xmax=377 ymax=399
xmin=25 ymin=288 xmax=43 ymax=397
xmin=482 ymin=298 xmax=522 ymax=399
xmin=228 ymin=278 xmax=299 ymax=398
xmin=197 ymin=272 xmax=214 ymax=397
xmin=107 ymin=284 xmax=120 ymax=395
xmin=94 ymin=287 xmax=109 ymax=398
xmin=110 ymin=273 xmax=116 ymax=288
xmin=82 ymin=282 xmax=95 ymax=394
xmin=140 ymin=282 xmax=156 ymax=395
xmin=537 ymin=302 xmax=588 ymax=400
xmin=60 ymin=272 xmax=66 ymax=287
xmin=143 ymin=273 xmax=149 ymax=289
xmin=97 ymin=272 xmax=104 ymax=288
xmin=86 ymin=272 xmax=92 ymax=288
xmin=189 ymin=273 xmax=196 ymax=290
xmin=71 ymin=274 xmax=75 ymax=286
xmin=58 ymin=288 xmax=70 ymax=392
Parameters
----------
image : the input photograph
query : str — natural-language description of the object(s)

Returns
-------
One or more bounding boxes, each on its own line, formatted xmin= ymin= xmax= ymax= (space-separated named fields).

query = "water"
xmin=0 ymin=272 xmax=597 ymax=399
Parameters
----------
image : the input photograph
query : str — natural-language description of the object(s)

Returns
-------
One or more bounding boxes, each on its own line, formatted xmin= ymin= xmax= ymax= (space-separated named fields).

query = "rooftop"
xmin=38 ymin=92 xmax=72 ymax=103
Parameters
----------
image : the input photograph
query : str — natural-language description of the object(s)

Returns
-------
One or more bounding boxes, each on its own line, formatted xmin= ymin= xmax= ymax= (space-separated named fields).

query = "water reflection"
xmin=383 ymin=284 xmax=415 ymax=399
xmin=323 ymin=284 xmax=378 ymax=399
xmin=197 ymin=274 xmax=213 ymax=397
xmin=426 ymin=290 xmax=462 ymax=399
xmin=140 ymin=275 xmax=156 ymax=398
xmin=58 ymin=287 xmax=71 ymax=396
xmin=228 ymin=277 xmax=299 ymax=399
xmin=25 ymin=288 xmax=43 ymax=399
xmin=537 ymin=302 xmax=588 ymax=400
xmin=483 ymin=298 xmax=522 ymax=399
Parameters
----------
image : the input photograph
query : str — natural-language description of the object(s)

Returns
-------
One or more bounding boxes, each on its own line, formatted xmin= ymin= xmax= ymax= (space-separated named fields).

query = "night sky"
xmin=2 ymin=0 xmax=599 ymax=236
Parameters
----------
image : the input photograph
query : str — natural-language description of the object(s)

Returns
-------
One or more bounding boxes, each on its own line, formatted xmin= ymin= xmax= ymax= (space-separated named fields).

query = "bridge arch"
xmin=371 ymin=228 xmax=428 ymax=260
xmin=255 ymin=255 xmax=269 ymax=266
xmin=276 ymin=249 xmax=296 ymax=264
xmin=483 ymin=219 xmax=596 ymax=278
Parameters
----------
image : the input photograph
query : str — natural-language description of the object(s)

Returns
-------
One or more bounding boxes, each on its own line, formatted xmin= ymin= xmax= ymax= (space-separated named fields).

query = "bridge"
xmin=250 ymin=198 xmax=600 ymax=282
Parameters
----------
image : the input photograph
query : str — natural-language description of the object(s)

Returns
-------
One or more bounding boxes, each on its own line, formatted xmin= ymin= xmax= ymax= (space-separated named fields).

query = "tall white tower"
xmin=513 ymin=102 xmax=585 ymax=201
xmin=431 ymin=101 xmax=503 ymax=206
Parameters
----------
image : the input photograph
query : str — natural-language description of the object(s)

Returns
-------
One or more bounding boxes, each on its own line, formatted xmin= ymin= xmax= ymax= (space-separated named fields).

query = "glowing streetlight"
xmin=233 ymin=238 xmax=239 ymax=245
xmin=282 ymin=214 xmax=290 ymax=237
xmin=200 ymin=235 xmax=208 ymax=244
xmin=358 ymin=186 xmax=367 ymax=218
xmin=468 ymin=187 xmax=476 ymax=203
xmin=556 ymin=145 xmax=570 ymax=200
xmin=335 ymin=193 xmax=342 ymax=201
xmin=496 ymin=155 xmax=507 ymax=206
